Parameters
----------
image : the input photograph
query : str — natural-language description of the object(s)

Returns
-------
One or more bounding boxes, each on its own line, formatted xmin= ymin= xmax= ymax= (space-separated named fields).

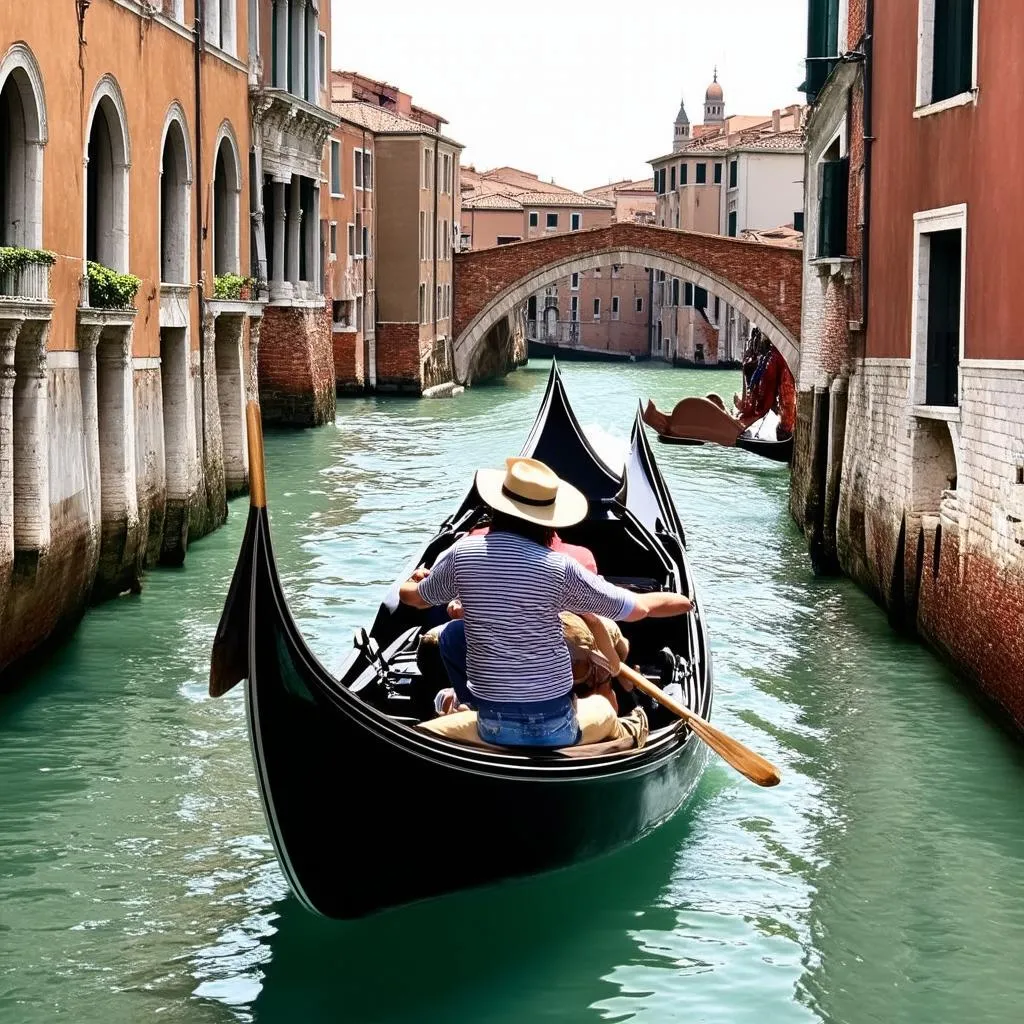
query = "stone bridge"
xmin=452 ymin=222 xmax=803 ymax=384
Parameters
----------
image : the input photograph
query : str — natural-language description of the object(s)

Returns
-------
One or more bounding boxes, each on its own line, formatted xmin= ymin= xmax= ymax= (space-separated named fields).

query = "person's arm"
xmin=623 ymin=591 xmax=693 ymax=622
xmin=399 ymin=549 xmax=457 ymax=610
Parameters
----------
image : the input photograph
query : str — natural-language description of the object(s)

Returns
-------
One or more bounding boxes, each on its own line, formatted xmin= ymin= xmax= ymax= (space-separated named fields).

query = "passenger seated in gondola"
xmin=399 ymin=457 xmax=693 ymax=749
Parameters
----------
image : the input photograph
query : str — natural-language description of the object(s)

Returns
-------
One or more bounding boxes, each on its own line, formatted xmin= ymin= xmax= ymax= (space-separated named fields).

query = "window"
xmin=635 ymin=297 xmax=644 ymax=313
xmin=362 ymin=223 xmax=370 ymax=259
xmin=354 ymin=212 xmax=363 ymax=257
xmin=442 ymin=219 xmax=448 ymax=258
xmin=570 ymin=296 xmax=579 ymax=321
xmin=546 ymin=212 xmax=558 ymax=229
xmin=684 ymin=282 xmax=694 ymax=306
xmin=419 ymin=283 xmax=427 ymax=323
xmin=571 ymin=273 xmax=580 ymax=291
xmin=804 ymin=0 xmax=841 ymax=101
xmin=318 ymin=32 xmax=327 ymax=91
xmin=918 ymin=0 xmax=976 ymax=110
xmin=363 ymin=151 xmax=373 ymax=190
xmin=354 ymin=150 xmax=364 ymax=189
xmin=496 ymin=236 xmax=519 ymax=245
xmin=694 ymin=286 xmax=708 ymax=309
xmin=445 ymin=284 xmax=451 ymax=318
xmin=594 ymin=266 xmax=601 ymax=278
xmin=817 ymin=156 xmax=850 ymax=257
xmin=714 ymin=162 xmax=722 ymax=184
xmin=696 ymin=163 xmax=707 ymax=184
xmin=671 ymin=279 xmax=680 ymax=306
xmin=419 ymin=211 xmax=426 ymax=259
xmin=729 ymin=159 xmax=738 ymax=188
xmin=348 ymin=223 xmax=355 ymax=257
xmin=527 ymin=295 xmax=537 ymax=320
xmin=611 ymin=296 xmax=620 ymax=320
xmin=728 ymin=211 xmax=738 ymax=237
xmin=681 ymin=163 xmax=688 ymax=186
xmin=330 ymin=140 xmax=342 ymax=196
xmin=329 ymin=221 xmax=337 ymax=257
xmin=441 ymin=153 xmax=452 ymax=194
xmin=794 ymin=210 xmax=805 ymax=232
xmin=593 ymin=298 xmax=601 ymax=320
xmin=423 ymin=149 xmax=433 ymax=189
xmin=612 ymin=264 xmax=621 ymax=278
xmin=911 ymin=207 xmax=966 ymax=408
xmin=529 ymin=211 xmax=538 ymax=228
xmin=571 ymin=212 xmax=582 ymax=231
xmin=670 ymin=166 xmax=676 ymax=190
xmin=714 ymin=296 xmax=721 ymax=319
xmin=436 ymin=284 xmax=442 ymax=320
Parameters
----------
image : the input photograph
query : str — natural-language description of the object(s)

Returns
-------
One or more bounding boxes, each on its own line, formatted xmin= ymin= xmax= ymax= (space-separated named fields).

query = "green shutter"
xmin=805 ymin=0 xmax=841 ymax=101
xmin=670 ymin=166 xmax=676 ymax=190
xmin=817 ymin=157 xmax=849 ymax=257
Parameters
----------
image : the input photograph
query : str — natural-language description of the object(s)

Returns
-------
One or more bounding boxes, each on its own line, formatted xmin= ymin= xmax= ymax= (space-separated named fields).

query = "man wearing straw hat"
xmin=399 ymin=457 xmax=692 ymax=748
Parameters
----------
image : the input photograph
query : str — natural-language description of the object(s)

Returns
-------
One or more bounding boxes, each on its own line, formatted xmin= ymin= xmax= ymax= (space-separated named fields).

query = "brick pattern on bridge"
xmin=453 ymin=222 xmax=804 ymax=353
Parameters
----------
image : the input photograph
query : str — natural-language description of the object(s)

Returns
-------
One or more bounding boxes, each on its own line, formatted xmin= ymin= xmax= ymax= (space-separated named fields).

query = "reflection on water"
xmin=2 ymin=362 xmax=1024 ymax=1024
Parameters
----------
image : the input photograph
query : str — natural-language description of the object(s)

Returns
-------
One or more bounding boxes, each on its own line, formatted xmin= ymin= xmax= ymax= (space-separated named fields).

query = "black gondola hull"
xmin=216 ymin=365 xmax=714 ymax=919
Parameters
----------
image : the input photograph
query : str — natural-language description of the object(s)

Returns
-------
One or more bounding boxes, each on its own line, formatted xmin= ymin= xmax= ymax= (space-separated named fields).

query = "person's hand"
xmin=409 ymin=565 xmax=430 ymax=583
xmin=447 ymin=599 xmax=464 ymax=619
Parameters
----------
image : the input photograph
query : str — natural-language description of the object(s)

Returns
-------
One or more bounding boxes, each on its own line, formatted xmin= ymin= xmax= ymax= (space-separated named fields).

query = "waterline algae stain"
xmin=2 ymin=362 xmax=1024 ymax=1023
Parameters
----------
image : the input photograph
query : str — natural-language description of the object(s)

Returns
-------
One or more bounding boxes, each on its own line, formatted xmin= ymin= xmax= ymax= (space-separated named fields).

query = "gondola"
xmin=644 ymin=396 xmax=793 ymax=464
xmin=209 ymin=364 xmax=713 ymax=920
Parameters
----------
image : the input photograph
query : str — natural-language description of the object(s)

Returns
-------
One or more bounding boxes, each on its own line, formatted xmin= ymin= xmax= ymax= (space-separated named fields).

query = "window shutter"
xmin=805 ymin=0 xmax=841 ymax=100
xmin=818 ymin=157 xmax=849 ymax=257
xmin=729 ymin=160 xmax=738 ymax=188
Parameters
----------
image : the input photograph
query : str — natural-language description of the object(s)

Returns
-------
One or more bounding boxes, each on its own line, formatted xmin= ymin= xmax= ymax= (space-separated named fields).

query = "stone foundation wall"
xmin=258 ymin=305 xmax=335 ymax=426
xmin=835 ymin=358 xmax=1024 ymax=727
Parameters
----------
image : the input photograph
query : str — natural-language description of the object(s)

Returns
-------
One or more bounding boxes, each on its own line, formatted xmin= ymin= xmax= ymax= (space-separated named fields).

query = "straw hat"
xmin=475 ymin=457 xmax=588 ymax=529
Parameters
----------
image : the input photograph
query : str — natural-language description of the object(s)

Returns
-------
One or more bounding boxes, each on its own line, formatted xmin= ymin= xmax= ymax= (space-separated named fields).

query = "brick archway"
xmin=452 ymin=223 xmax=803 ymax=384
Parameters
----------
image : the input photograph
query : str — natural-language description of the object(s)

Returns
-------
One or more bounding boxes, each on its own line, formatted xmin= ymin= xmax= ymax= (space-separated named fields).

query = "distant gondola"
xmin=209 ymin=364 xmax=713 ymax=920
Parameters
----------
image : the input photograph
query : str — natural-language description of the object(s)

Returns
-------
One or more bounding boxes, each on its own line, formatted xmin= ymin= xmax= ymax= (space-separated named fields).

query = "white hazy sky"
xmin=331 ymin=0 xmax=807 ymax=192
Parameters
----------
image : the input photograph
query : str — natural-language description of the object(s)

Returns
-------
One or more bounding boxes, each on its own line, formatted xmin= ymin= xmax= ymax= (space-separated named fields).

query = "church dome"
xmin=705 ymin=72 xmax=723 ymax=102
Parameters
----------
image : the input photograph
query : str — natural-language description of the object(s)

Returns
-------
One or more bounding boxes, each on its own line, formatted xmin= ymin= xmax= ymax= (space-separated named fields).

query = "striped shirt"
xmin=417 ymin=531 xmax=636 ymax=703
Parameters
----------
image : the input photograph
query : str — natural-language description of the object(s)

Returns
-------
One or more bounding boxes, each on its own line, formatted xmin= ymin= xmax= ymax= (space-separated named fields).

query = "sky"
xmin=331 ymin=0 xmax=808 ymax=193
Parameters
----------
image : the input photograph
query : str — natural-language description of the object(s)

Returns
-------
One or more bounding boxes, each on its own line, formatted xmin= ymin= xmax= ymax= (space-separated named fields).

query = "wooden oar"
xmin=583 ymin=615 xmax=780 ymax=788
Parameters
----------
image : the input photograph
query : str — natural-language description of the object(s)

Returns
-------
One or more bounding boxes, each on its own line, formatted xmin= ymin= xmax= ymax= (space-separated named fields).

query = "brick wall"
xmin=836 ymin=358 xmax=1024 ymax=727
xmin=258 ymin=306 xmax=336 ymax=425
xmin=375 ymin=322 xmax=422 ymax=392
xmin=333 ymin=329 xmax=366 ymax=392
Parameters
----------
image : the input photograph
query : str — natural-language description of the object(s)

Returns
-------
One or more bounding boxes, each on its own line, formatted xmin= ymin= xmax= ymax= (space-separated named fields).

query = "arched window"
xmin=159 ymin=109 xmax=191 ymax=284
xmin=0 ymin=44 xmax=47 ymax=249
xmin=213 ymin=129 xmax=241 ymax=276
xmin=85 ymin=77 xmax=130 ymax=272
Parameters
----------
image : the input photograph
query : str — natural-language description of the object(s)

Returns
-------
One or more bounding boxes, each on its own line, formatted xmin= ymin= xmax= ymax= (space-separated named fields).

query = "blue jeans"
xmin=437 ymin=620 xmax=580 ymax=747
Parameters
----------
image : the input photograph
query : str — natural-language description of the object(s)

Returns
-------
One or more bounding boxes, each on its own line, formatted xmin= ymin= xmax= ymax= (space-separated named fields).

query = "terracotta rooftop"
xmin=333 ymin=100 xmax=462 ymax=147
xmin=649 ymin=108 xmax=806 ymax=164
xmin=460 ymin=166 xmax=614 ymax=209
xmin=461 ymin=193 xmax=524 ymax=211
xmin=741 ymin=224 xmax=804 ymax=248
xmin=585 ymin=178 xmax=655 ymax=197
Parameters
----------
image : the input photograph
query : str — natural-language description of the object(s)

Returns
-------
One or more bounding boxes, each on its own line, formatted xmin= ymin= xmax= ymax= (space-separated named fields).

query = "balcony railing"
xmin=0 ymin=261 xmax=51 ymax=302
xmin=527 ymin=319 xmax=581 ymax=345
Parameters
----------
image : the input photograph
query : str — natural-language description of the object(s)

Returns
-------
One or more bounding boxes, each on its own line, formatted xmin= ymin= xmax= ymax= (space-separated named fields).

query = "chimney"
xmin=772 ymin=109 xmax=781 ymax=133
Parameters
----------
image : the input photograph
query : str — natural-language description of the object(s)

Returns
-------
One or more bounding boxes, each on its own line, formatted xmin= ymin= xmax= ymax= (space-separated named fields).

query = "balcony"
xmin=250 ymin=86 xmax=341 ymax=182
xmin=0 ymin=251 xmax=54 ymax=326
xmin=527 ymin=319 xmax=581 ymax=346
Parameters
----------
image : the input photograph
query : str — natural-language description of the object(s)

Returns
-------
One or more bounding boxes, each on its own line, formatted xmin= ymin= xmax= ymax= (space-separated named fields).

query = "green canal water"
xmin=2 ymin=361 xmax=1024 ymax=1024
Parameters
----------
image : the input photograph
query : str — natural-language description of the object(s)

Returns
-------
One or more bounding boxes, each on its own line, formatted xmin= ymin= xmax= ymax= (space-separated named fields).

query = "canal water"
xmin=2 ymin=361 xmax=1024 ymax=1024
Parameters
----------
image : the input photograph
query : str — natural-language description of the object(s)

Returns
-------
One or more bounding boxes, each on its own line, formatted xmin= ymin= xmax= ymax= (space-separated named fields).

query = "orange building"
xmin=0 ymin=1 xmax=266 ymax=674
xmin=329 ymin=72 xmax=462 ymax=394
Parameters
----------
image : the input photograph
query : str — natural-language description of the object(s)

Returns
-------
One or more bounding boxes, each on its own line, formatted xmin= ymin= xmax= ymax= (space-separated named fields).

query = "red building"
xmin=794 ymin=0 xmax=1024 ymax=728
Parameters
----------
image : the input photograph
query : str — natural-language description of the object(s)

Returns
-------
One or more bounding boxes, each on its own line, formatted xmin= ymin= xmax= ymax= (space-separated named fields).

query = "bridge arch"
xmin=452 ymin=224 xmax=803 ymax=385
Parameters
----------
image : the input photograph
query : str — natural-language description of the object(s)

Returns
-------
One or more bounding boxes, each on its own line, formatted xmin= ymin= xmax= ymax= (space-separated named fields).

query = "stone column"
xmin=304 ymin=181 xmax=320 ymax=288
xmin=12 ymin=321 xmax=50 ymax=551
xmin=0 ymin=323 xmax=19 ymax=568
xmin=199 ymin=310 xmax=227 ymax=533
xmin=215 ymin=315 xmax=249 ymax=498
xmin=272 ymin=181 xmax=287 ymax=283
xmin=247 ymin=316 xmax=261 ymax=402
xmin=305 ymin=2 xmax=318 ymax=102
xmin=291 ymin=0 xmax=307 ymax=99
xmin=77 ymin=324 xmax=102 ymax=541
xmin=820 ymin=271 xmax=850 ymax=380
xmin=286 ymin=175 xmax=302 ymax=284
xmin=273 ymin=0 xmax=289 ymax=89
